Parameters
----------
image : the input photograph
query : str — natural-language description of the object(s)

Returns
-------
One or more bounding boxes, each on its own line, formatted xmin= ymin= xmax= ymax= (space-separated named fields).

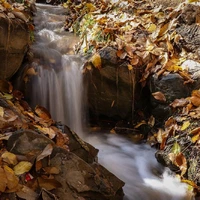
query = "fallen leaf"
xmin=38 ymin=177 xmax=62 ymax=190
xmin=35 ymin=105 xmax=51 ymax=120
xmin=36 ymin=144 xmax=53 ymax=162
xmin=43 ymin=167 xmax=60 ymax=175
xmin=171 ymin=141 xmax=181 ymax=154
xmin=1 ymin=151 xmax=18 ymax=165
xmin=170 ymin=98 xmax=188 ymax=108
xmin=0 ymin=166 xmax=7 ymax=192
xmin=191 ymin=133 xmax=199 ymax=143
xmin=90 ymin=53 xmax=102 ymax=69
xmin=190 ymin=96 xmax=200 ymax=107
xmin=181 ymin=121 xmax=190 ymax=131
xmin=175 ymin=153 xmax=187 ymax=176
xmin=0 ymin=106 xmax=4 ymax=117
xmin=14 ymin=161 xmax=33 ymax=176
xmin=152 ymin=91 xmax=166 ymax=102
xmin=4 ymin=165 xmax=19 ymax=190
xmin=26 ymin=67 xmax=37 ymax=76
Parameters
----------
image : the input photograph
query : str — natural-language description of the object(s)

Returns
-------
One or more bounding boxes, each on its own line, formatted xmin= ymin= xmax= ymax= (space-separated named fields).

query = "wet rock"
xmin=56 ymin=123 xmax=99 ymax=163
xmin=85 ymin=46 xmax=135 ymax=121
xmin=50 ymin=147 xmax=124 ymax=200
xmin=0 ymin=16 xmax=29 ymax=79
xmin=7 ymin=129 xmax=54 ymax=157
xmin=149 ymin=73 xmax=190 ymax=122
xmin=6 ymin=128 xmax=124 ymax=200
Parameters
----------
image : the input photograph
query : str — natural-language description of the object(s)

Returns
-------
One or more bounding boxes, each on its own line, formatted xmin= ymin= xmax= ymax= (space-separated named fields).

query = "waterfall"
xmin=23 ymin=4 xmax=193 ymax=200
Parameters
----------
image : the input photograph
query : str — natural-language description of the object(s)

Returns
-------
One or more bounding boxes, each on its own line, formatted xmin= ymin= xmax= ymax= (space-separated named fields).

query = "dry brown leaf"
xmin=35 ymin=105 xmax=51 ymax=120
xmin=36 ymin=144 xmax=53 ymax=162
xmin=175 ymin=153 xmax=187 ymax=176
xmin=192 ymin=90 xmax=200 ymax=98
xmin=152 ymin=91 xmax=166 ymax=102
xmin=170 ymin=98 xmax=188 ymax=108
xmin=0 ymin=166 xmax=7 ymax=192
xmin=38 ymin=177 xmax=62 ymax=190
xmin=0 ymin=106 xmax=4 ymax=117
xmin=43 ymin=167 xmax=60 ymax=175
xmin=117 ymin=50 xmax=127 ymax=59
xmin=190 ymin=127 xmax=200 ymax=135
xmin=190 ymin=96 xmax=200 ymax=107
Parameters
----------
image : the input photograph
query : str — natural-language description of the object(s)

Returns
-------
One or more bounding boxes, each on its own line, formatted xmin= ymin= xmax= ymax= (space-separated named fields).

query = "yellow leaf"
xmin=0 ymin=166 xmax=7 ymax=192
xmin=14 ymin=161 xmax=32 ymax=176
xmin=0 ymin=106 xmax=4 ymax=117
xmin=90 ymin=53 xmax=101 ymax=69
xmin=171 ymin=141 xmax=181 ymax=154
xmin=191 ymin=133 xmax=199 ymax=143
xmin=127 ymin=64 xmax=133 ymax=71
xmin=1 ymin=151 xmax=18 ymax=165
xmin=85 ymin=3 xmax=96 ymax=12
xmin=26 ymin=67 xmax=37 ymax=76
xmin=148 ymin=24 xmax=157 ymax=32
xmin=181 ymin=121 xmax=190 ymax=131
xmin=4 ymin=165 xmax=19 ymax=190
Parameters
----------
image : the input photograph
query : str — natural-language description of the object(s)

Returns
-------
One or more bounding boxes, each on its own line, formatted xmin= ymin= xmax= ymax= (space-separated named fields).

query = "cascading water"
xmin=24 ymin=4 xmax=194 ymax=200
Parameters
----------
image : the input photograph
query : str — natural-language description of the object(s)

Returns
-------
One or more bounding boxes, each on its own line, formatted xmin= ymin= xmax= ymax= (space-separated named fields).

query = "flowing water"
xmin=23 ymin=4 xmax=194 ymax=200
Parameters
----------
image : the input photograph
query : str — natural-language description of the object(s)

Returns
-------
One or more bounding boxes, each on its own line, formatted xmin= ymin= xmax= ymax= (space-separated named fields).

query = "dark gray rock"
xmin=85 ymin=47 xmax=135 ymax=121
xmin=149 ymin=73 xmax=190 ymax=121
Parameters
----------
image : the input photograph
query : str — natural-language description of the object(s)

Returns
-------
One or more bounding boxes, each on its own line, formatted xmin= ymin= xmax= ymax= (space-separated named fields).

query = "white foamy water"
xmin=23 ymin=4 xmax=194 ymax=200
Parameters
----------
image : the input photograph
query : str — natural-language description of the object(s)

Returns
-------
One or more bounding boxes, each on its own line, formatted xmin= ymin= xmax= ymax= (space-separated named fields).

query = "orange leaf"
xmin=170 ymin=98 xmax=188 ymax=108
xmin=35 ymin=105 xmax=51 ymax=120
xmin=190 ymin=96 xmax=200 ymax=107
xmin=152 ymin=91 xmax=166 ymax=102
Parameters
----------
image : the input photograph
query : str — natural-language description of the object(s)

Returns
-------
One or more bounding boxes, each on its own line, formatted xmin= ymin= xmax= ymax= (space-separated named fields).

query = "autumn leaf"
xmin=171 ymin=142 xmax=181 ymax=154
xmin=152 ymin=91 xmax=166 ymax=102
xmin=35 ymin=105 xmax=51 ymax=120
xmin=1 ymin=151 xmax=18 ymax=165
xmin=14 ymin=161 xmax=33 ymax=176
xmin=36 ymin=144 xmax=53 ymax=162
xmin=38 ymin=177 xmax=62 ymax=190
xmin=0 ymin=106 xmax=4 ymax=117
xmin=0 ymin=166 xmax=7 ymax=192
xmin=170 ymin=98 xmax=188 ymax=108
xmin=4 ymin=165 xmax=19 ymax=190
xmin=181 ymin=121 xmax=190 ymax=131
xmin=43 ymin=167 xmax=60 ymax=175
xmin=190 ymin=96 xmax=200 ymax=107
xmin=175 ymin=153 xmax=187 ymax=176
xmin=90 ymin=53 xmax=102 ymax=69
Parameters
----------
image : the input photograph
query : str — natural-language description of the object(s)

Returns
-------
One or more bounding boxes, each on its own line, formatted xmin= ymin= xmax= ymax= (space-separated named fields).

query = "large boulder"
xmin=84 ymin=47 xmax=136 ymax=121
xmin=6 ymin=129 xmax=124 ymax=200
xmin=0 ymin=14 xmax=30 ymax=79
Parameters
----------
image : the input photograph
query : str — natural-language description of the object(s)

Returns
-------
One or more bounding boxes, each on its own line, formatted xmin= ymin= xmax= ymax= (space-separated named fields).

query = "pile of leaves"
xmin=153 ymin=89 xmax=200 ymax=194
xmin=0 ymin=0 xmax=36 ymax=22
xmin=0 ymin=80 xmax=69 ymax=199
xmin=63 ymin=0 xmax=199 ymax=86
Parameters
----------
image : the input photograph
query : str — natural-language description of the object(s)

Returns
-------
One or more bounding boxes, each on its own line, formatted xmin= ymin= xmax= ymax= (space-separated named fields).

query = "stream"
xmin=22 ymin=4 xmax=194 ymax=200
